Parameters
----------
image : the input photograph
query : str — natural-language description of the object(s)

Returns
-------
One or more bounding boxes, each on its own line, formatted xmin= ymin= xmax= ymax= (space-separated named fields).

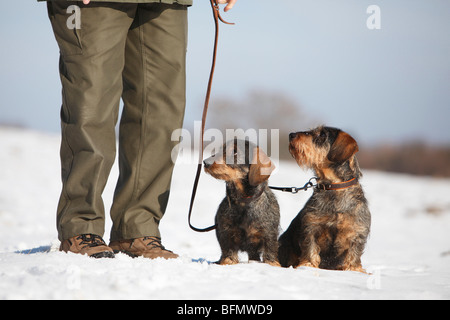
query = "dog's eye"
xmin=312 ymin=130 xmax=327 ymax=145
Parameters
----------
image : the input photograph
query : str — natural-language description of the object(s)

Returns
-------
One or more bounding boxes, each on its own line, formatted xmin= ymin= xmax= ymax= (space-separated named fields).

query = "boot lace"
xmin=142 ymin=236 xmax=172 ymax=252
xmin=76 ymin=234 xmax=106 ymax=249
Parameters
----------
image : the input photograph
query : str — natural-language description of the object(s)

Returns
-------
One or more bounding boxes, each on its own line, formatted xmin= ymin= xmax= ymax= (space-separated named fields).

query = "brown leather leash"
xmin=188 ymin=0 xmax=234 ymax=233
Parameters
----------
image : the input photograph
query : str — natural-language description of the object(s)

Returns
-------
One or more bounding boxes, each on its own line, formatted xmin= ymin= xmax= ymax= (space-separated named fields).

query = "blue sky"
xmin=1 ymin=0 xmax=449 ymax=145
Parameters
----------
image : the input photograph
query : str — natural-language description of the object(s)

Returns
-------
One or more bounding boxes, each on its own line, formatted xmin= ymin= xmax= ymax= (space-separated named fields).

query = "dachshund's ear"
xmin=249 ymin=147 xmax=275 ymax=186
xmin=327 ymin=131 xmax=359 ymax=164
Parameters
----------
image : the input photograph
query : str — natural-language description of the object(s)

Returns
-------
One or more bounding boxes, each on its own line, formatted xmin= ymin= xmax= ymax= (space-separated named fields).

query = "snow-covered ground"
xmin=0 ymin=127 xmax=449 ymax=300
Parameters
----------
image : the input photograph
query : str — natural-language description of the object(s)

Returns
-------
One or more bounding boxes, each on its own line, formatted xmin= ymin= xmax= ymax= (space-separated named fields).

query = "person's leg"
xmin=110 ymin=3 xmax=188 ymax=242
xmin=47 ymin=1 xmax=136 ymax=241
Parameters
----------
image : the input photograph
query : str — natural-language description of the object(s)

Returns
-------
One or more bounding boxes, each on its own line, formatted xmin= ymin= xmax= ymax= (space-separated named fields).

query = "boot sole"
xmin=113 ymin=250 xmax=178 ymax=260
xmin=90 ymin=251 xmax=115 ymax=259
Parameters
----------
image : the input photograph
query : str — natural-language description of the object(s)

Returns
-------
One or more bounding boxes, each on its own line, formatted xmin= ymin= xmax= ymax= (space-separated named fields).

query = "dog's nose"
xmin=289 ymin=132 xmax=297 ymax=141
xmin=203 ymin=156 xmax=216 ymax=168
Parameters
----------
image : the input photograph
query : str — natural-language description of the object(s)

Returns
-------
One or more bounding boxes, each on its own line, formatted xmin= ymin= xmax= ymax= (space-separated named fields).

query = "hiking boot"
xmin=109 ymin=236 xmax=179 ymax=260
xmin=60 ymin=234 xmax=115 ymax=259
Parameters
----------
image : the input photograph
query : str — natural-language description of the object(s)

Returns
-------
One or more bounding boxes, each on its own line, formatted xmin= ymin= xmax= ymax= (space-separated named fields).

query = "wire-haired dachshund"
xmin=204 ymin=139 xmax=281 ymax=266
xmin=278 ymin=126 xmax=371 ymax=272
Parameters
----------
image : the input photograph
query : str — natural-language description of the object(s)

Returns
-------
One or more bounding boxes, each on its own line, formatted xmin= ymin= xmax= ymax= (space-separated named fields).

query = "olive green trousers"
xmin=47 ymin=1 xmax=188 ymax=241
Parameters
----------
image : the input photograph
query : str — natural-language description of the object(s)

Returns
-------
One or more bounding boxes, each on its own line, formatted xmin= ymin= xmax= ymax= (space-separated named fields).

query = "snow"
xmin=1 ymin=127 xmax=449 ymax=300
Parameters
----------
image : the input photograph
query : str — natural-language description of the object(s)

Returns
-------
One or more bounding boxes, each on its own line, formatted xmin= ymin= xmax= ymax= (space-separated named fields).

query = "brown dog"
xmin=278 ymin=126 xmax=371 ymax=272
xmin=204 ymin=139 xmax=281 ymax=266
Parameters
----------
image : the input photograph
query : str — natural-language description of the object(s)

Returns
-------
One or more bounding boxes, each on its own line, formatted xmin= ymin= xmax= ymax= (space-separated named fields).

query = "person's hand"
xmin=218 ymin=0 xmax=237 ymax=12
xmin=83 ymin=0 xmax=90 ymax=4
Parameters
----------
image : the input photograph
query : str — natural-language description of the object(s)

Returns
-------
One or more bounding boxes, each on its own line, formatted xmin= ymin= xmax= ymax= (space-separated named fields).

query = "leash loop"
xmin=212 ymin=0 xmax=235 ymax=25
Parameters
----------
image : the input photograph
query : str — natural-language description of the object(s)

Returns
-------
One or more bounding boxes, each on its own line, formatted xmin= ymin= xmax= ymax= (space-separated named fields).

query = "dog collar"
xmin=316 ymin=177 xmax=359 ymax=191
xmin=228 ymin=187 xmax=266 ymax=205
xmin=240 ymin=187 xmax=266 ymax=203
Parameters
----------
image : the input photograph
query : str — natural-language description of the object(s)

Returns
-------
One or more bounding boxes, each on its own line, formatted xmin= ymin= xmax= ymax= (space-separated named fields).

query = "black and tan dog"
xmin=204 ymin=139 xmax=280 ymax=266
xmin=278 ymin=126 xmax=371 ymax=272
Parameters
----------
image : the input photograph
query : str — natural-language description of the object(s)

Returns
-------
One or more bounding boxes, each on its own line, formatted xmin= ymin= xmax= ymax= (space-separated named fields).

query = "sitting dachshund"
xmin=204 ymin=139 xmax=280 ymax=266
xmin=278 ymin=126 xmax=371 ymax=272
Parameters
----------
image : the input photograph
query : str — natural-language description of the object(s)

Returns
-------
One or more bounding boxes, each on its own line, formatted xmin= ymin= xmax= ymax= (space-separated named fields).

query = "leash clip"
xmin=269 ymin=177 xmax=318 ymax=194
xmin=290 ymin=187 xmax=300 ymax=194
xmin=304 ymin=177 xmax=318 ymax=190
